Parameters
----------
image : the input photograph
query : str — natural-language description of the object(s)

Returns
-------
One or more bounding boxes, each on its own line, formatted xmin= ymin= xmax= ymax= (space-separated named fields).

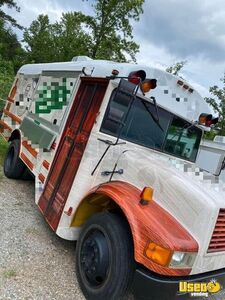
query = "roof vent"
xmin=72 ymin=56 xmax=93 ymax=62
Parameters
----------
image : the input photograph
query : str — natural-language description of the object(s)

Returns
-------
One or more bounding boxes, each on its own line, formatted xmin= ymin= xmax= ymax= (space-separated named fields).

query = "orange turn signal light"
xmin=140 ymin=79 xmax=157 ymax=93
xmin=198 ymin=113 xmax=218 ymax=127
xmin=140 ymin=187 xmax=154 ymax=205
xmin=145 ymin=242 xmax=172 ymax=266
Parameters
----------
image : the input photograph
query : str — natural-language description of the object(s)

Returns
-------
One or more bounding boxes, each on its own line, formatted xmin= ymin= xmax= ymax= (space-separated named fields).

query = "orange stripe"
xmin=0 ymin=120 xmax=12 ymax=131
xmin=43 ymin=160 xmax=50 ymax=170
xmin=6 ymin=103 xmax=11 ymax=111
xmin=20 ymin=153 xmax=34 ymax=170
xmin=7 ymin=97 xmax=15 ymax=103
xmin=38 ymin=173 xmax=45 ymax=183
xmin=22 ymin=141 xmax=38 ymax=158
xmin=3 ymin=109 xmax=22 ymax=124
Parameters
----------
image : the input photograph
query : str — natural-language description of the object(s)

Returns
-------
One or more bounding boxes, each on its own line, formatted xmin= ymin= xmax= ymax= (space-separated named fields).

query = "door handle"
xmin=101 ymin=169 xmax=124 ymax=176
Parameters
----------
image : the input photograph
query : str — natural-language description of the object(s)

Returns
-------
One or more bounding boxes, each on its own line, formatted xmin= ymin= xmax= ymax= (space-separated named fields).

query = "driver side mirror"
xmin=106 ymin=79 xmax=137 ymax=124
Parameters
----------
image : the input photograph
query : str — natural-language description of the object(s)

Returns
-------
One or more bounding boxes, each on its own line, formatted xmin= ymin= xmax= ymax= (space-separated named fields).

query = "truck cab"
xmin=1 ymin=57 xmax=225 ymax=299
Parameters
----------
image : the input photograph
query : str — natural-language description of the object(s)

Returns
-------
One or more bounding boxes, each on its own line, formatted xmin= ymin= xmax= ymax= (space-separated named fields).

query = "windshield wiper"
xmin=141 ymin=96 xmax=164 ymax=132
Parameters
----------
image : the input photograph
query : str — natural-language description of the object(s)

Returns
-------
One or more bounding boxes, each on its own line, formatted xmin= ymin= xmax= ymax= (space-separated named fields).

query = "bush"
xmin=0 ymin=56 xmax=14 ymax=111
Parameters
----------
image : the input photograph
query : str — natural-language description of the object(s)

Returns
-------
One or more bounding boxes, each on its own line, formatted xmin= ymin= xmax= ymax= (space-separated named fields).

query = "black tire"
xmin=76 ymin=212 xmax=135 ymax=300
xmin=3 ymin=139 xmax=26 ymax=179
xmin=21 ymin=168 xmax=34 ymax=181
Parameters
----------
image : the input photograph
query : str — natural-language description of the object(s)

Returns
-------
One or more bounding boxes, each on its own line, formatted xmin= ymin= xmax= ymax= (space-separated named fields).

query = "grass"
xmin=2 ymin=269 xmax=17 ymax=279
xmin=0 ymin=135 xmax=8 ymax=166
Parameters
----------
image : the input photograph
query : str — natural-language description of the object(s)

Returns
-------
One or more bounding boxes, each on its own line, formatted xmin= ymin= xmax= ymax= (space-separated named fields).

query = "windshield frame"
xmin=100 ymin=88 xmax=203 ymax=162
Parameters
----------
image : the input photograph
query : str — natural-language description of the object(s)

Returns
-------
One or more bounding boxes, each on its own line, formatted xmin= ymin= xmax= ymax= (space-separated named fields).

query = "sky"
xmin=2 ymin=0 xmax=225 ymax=97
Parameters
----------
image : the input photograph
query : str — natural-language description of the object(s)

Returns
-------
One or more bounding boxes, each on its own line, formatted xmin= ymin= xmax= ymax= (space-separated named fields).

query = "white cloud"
xmin=132 ymin=0 xmax=225 ymax=96
xmin=2 ymin=0 xmax=225 ymax=97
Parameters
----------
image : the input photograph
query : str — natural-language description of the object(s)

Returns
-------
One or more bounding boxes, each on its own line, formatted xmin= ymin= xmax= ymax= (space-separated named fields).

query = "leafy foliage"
xmin=23 ymin=15 xmax=55 ymax=63
xmin=205 ymin=73 xmax=225 ymax=135
xmin=203 ymin=130 xmax=217 ymax=141
xmin=0 ymin=55 xmax=14 ymax=111
xmin=0 ymin=0 xmax=22 ymax=28
xmin=166 ymin=60 xmax=187 ymax=76
xmin=54 ymin=12 xmax=92 ymax=61
xmin=23 ymin=0 xmax=144 ymax=63
xmin=0 ymin=0 xmax=24 ymax=100
xmin=0 ymin=19 xmax=26 ymax=72
xmin=83 ymin=0 xmax=144 ymax=61
xmin=0 ymin=135 xmax=8 ymax=167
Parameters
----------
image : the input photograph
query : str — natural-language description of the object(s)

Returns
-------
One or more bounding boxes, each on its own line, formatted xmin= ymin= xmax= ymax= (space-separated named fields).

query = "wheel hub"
xmin=80 ymin=230 xmax=110 ymax=286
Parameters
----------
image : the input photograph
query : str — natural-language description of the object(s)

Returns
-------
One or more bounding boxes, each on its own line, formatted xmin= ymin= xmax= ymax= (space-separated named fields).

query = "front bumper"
xmin=132 ymin=266 xmax=225 ymax=300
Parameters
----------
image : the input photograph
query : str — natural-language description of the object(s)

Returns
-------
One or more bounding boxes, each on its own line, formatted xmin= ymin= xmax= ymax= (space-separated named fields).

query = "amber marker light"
xmin=198 ymin=113 xmax=212 ymax=125
xmin=198 ymin=113 xmax=218 ymax=127
xmin=145 ymin=242 xmax=173 ymax=266
xmin=177 ymin=80 xmax=183 ymax=86
xmin=140 ymin=187 xmax=154 ymax=205
xmin=140 ymin=79 xmax=157 ymax=93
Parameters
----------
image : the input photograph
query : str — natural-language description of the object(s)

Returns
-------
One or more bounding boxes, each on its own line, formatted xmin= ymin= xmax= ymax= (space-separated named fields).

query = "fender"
xmin=73 ymin=180 xmax=198 ymax=276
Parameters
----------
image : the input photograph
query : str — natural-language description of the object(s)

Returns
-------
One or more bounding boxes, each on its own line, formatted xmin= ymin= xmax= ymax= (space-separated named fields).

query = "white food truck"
xmin=1 ymin=56 xmax=225 ymax=300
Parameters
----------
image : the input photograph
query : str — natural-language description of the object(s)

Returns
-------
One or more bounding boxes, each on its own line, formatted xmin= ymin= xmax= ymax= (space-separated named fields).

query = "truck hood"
xmin=112 ymin=149 xmax=225 ymax=274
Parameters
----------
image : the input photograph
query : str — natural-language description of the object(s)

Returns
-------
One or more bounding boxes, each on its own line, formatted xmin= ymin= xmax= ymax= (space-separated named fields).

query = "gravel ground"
xmin=1 ymin=170 xmax=225 ymax=300
xmin=0 ymin=172 xmax=135 ymax=300
xmin=0 ymin=174 xmax=85 ymax=300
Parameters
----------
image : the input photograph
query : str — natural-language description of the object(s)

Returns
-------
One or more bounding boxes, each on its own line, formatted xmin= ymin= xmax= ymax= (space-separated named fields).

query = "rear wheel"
xmin=4 ymin=139 xmax=26 ymax=179
xmin=76 ymin=212 xmax=135 ymax=300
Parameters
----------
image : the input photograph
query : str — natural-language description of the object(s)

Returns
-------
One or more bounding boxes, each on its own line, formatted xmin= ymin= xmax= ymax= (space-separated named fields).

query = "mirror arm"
xmin=91 ymin=144 xmax=111 ymax=176
xmin=91 ymin=139 xmax=126 ymax=176
xmin=91 ymin=78 xmax=140 ymax=176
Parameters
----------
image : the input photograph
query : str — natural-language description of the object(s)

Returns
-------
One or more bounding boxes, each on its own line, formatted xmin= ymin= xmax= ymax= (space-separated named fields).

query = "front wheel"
xmin=76 ymin=212 xmax=135 ymax=300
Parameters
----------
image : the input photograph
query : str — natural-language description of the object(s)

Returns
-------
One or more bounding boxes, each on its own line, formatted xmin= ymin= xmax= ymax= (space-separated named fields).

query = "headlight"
xmin=145 ymin=241 xmax=197 ymax=268
xmin=170 ymin=251 xmax=197 ymax=268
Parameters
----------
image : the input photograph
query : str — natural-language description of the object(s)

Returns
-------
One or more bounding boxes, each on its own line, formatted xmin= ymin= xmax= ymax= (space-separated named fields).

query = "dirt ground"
xmin=0 ymin=175 xmax=85 ymax=300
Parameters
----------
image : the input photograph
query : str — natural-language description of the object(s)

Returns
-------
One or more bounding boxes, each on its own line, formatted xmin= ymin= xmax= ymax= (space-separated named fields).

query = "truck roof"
xmin=18 ymin=56 xmax=211 ymax=122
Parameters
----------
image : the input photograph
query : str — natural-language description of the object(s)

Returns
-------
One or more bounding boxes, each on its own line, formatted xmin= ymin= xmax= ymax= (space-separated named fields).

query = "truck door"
xmin=38 ymin=77 xmax=109 ymax=231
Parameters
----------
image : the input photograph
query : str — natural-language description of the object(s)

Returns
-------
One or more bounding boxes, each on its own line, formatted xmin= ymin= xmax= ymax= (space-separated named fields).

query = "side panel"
xmin=38 ymin=77 xmax=109 ymax=231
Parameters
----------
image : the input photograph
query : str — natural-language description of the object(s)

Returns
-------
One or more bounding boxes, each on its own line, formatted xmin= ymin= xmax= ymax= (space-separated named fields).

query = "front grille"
xmin=208 ymin=209 xmax=225 ymax=253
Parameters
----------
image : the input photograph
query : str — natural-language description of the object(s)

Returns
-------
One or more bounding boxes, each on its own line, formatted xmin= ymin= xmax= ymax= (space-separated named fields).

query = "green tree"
xmin=0 ymin=0 xmax=22 ymax=28
xmin=53 ymin=12 xmax=91 ymax=61
xmin=205 ymin=73 xmax=225 ymax=135
xmin=83 ymin=0 xmax=144 ymax=62
xmin=23 ymin=15 xmax=56 ymax=63
xmin=23 ymin=13 xmax=91 ymax=63
xmin=23 ymin=0 xmax=144 ymax=63
xmin=166 ymin=60 xmax=187 ymax=76
xmin=0 ymin=19 xmax=25 ymax=72
xmin=0 ymin=55 xmax=14 ymax=111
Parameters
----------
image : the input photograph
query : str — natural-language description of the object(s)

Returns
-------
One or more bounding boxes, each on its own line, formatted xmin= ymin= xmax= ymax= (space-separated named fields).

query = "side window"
xmin=101 ymin=90 xmax=131 ymax=136
xmin=163 ymin=117 xmax=202 ymax=161
xmin=101 ymin=90 xmax=171 ymax=150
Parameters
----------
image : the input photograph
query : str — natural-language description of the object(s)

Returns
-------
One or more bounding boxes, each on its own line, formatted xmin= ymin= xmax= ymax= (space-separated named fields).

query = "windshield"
xmin=100 ymin=90 xmax=202 ymax=162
